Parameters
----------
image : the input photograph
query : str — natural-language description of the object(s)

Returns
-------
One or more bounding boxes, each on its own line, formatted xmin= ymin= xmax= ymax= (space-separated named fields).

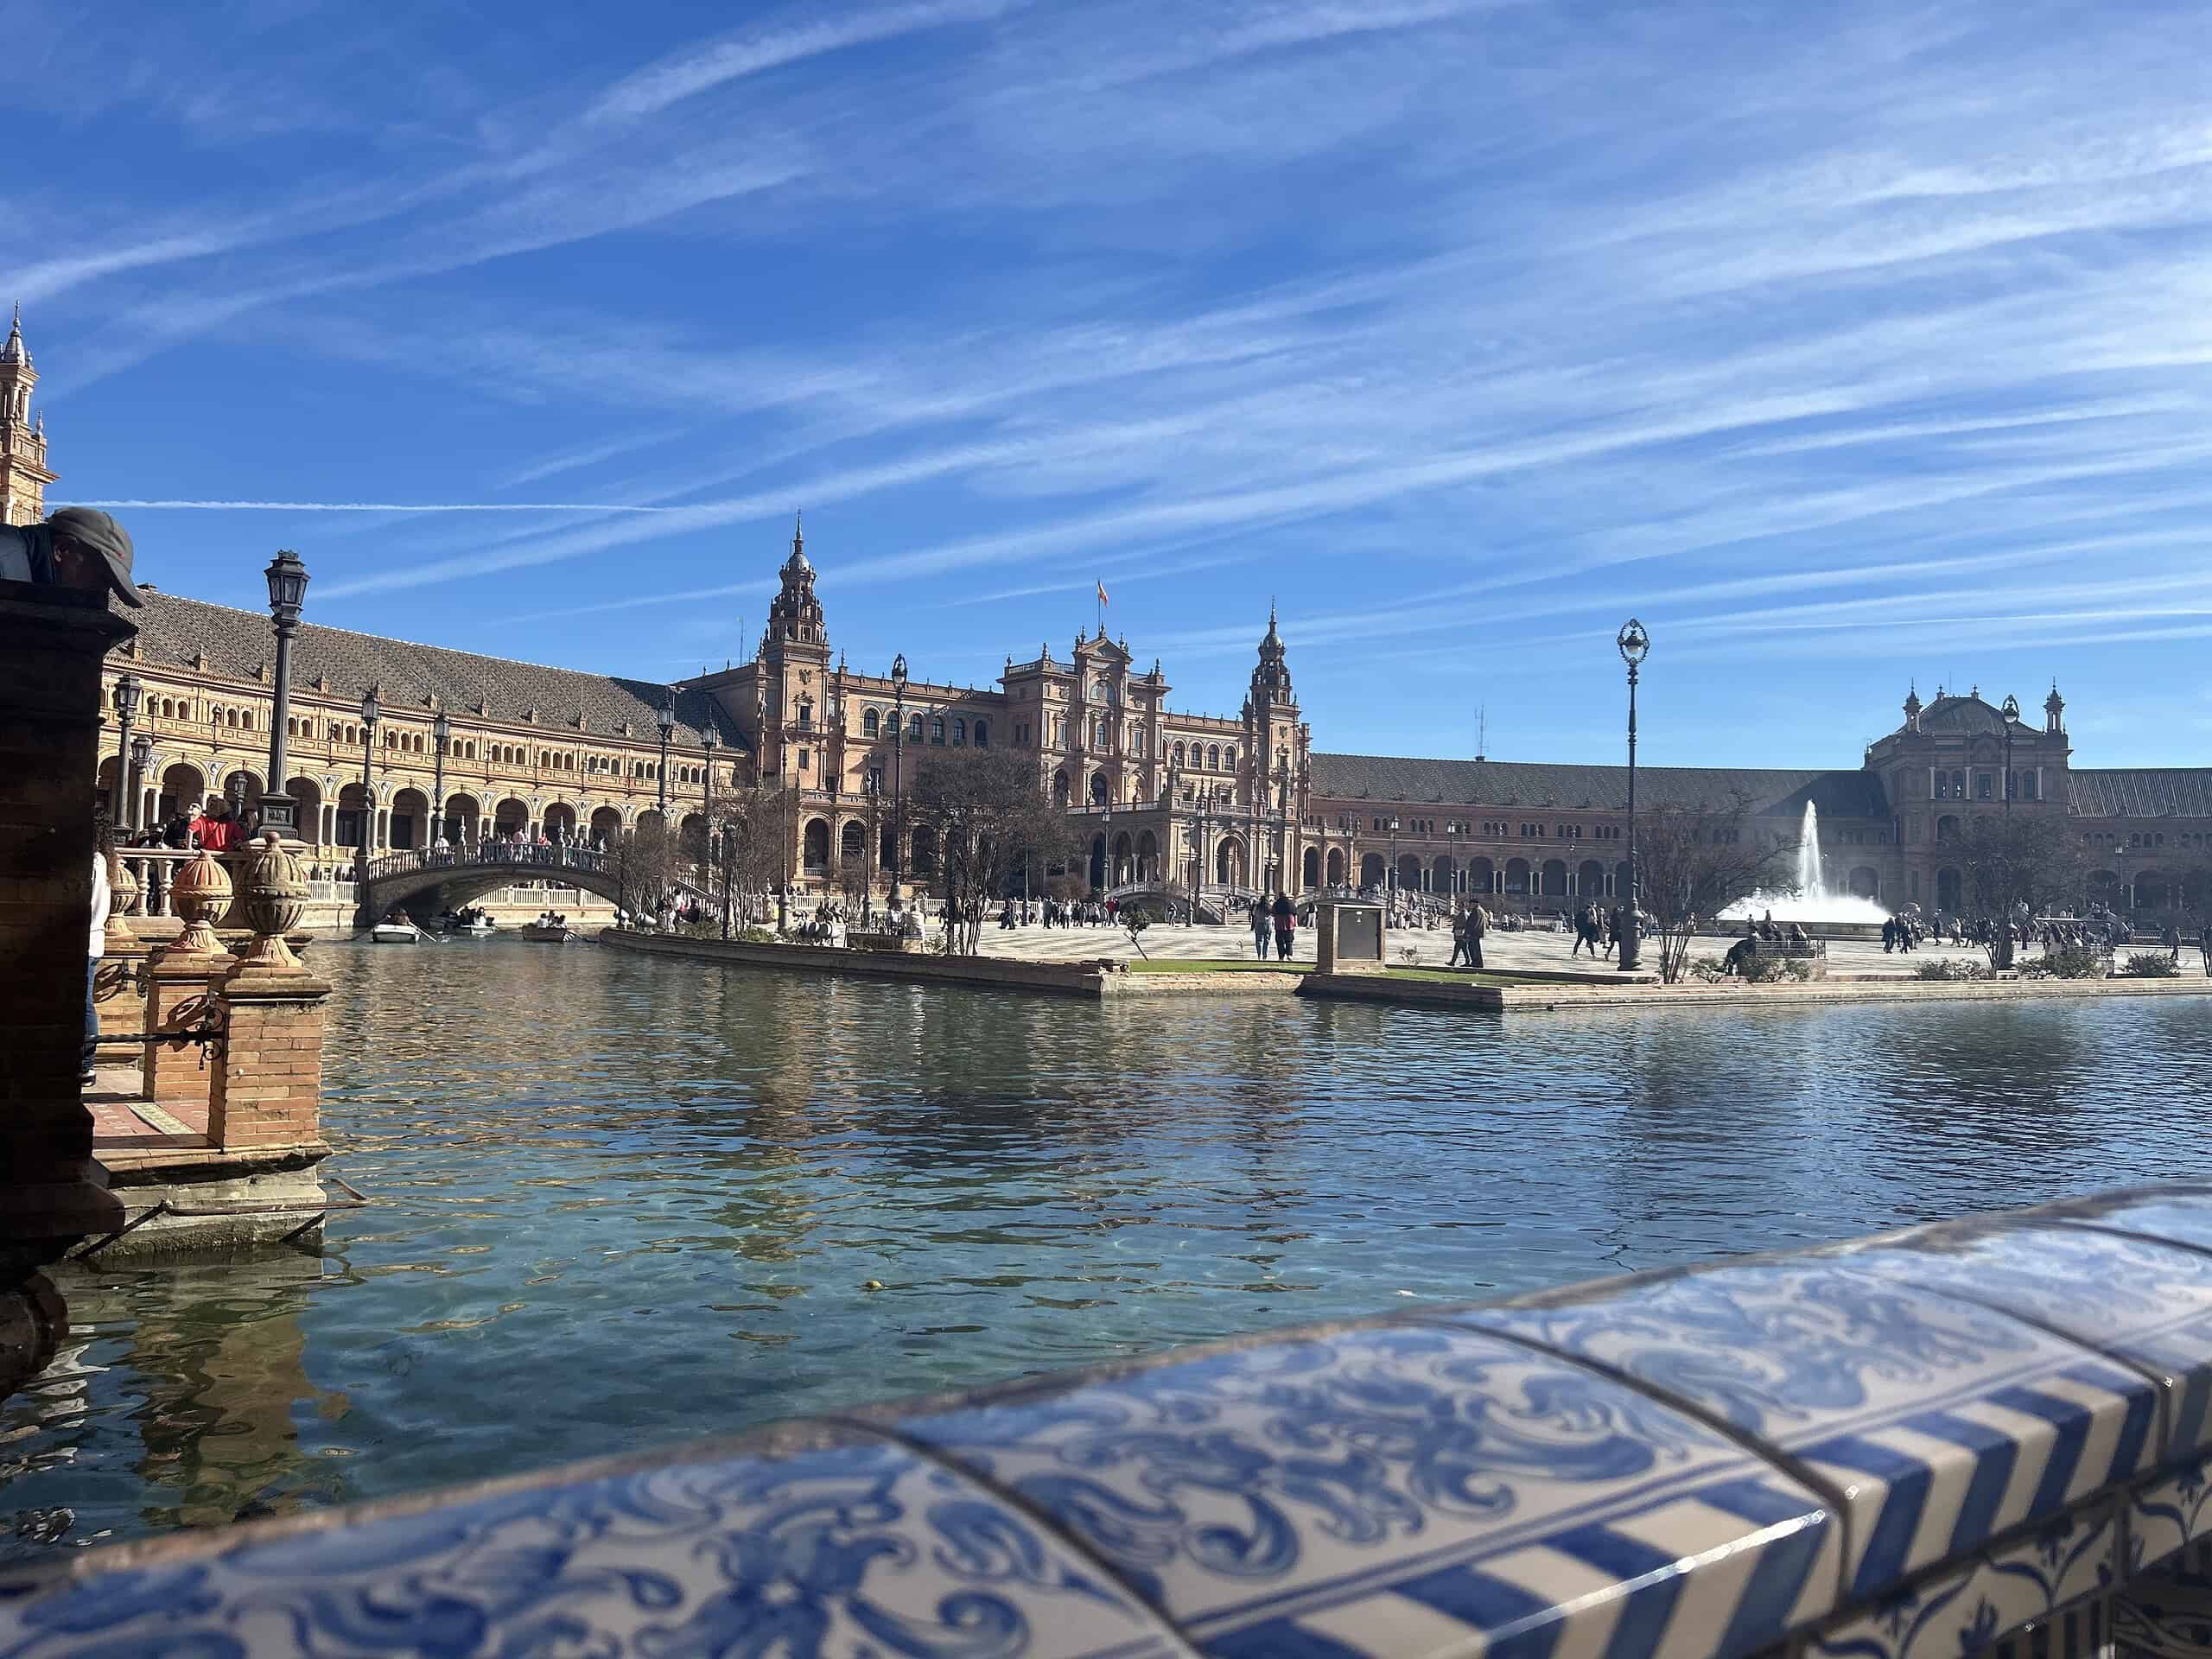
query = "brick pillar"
xmin=142 ymin=950 xmax=226 ymax=1109
xmin=208 ymin=966 xmax=331 ymax=1152
xmin=0 ymin=582 xmax=131 ymax=1281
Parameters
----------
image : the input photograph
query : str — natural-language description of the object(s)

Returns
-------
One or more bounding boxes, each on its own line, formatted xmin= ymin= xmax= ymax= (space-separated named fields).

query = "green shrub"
xmin=2021 ymin=946 xmax=2107 ymax=980
xmin=1913 ymin=958 xmax=1991 ymax=982
xmin=1741 ymin=954 xmax=1812 ymax=982
xmin=1688 ymin=955 xmax=1726 ymax=983
xmin=2120 ymin=951 xmax=2181 ymax=978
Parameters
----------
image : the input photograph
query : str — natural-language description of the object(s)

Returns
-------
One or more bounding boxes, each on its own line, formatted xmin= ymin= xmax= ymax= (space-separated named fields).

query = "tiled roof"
xmin=1911 ymin=693 xmax=2013 ymax=736
xmin=2067 ymin=769 xmax=2212 ymax=817
xmin=117 ymin=591 xmax=743 ymax=747
xmin=1310 ymin=753 xmax=1891 ymax=817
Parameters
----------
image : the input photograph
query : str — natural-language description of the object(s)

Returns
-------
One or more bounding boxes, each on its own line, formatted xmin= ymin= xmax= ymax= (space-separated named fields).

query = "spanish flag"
xmin=1096 ymin=580 xmax=1109 ymax=607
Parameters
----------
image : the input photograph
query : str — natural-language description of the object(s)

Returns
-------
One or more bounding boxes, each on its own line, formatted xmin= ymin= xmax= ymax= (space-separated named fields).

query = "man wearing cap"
xmin=0 ymin=506 xmax=143 ymax=608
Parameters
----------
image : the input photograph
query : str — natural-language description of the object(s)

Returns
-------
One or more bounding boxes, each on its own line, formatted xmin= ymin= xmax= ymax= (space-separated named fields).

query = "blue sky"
xmin=12 ymin=0 xmax=2212 ymax=767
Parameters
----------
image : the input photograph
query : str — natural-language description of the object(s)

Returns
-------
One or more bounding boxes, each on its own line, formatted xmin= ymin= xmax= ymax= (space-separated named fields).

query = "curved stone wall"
xmin=8 ymin=1185 xmax=2212 ymax=1657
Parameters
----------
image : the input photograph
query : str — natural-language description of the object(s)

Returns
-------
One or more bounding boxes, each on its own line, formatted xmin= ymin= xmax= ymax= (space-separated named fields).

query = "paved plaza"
xmin=955 ymin=915 xmax=2080 ymax=978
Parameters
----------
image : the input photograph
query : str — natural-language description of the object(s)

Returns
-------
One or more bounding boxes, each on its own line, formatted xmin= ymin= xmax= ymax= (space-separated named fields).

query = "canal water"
xmin=4 ymin=937 xmax=2208 ymax=1557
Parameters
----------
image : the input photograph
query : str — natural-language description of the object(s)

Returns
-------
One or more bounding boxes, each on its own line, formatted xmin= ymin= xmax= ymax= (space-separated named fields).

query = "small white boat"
xmin=370 ymin=922 xmax=422 ymax=944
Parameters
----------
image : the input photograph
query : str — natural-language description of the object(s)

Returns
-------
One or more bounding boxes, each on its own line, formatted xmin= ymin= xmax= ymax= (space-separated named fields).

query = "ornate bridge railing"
xmin=16 ymin=1185 xmax=2211 ymax=1657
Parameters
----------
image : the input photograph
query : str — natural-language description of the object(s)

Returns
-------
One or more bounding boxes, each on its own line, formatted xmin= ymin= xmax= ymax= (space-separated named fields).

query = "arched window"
xmin=1225 ymin=746 xmax=1236 ymax=770
xmin=1951 ymin=769 xmax=1966 ymax=798
xmin=1093 ymin=717 xmax=1107 ymax=747
xmin=952 ymin=717 xmax=967 ymax=746
xmin=862 ymin=708 xmax=879 ymax=737
xmin=1173 ymin=741 xmax=1185 ymax=766
xmin=973 ymin=719 xmax=988 ymax=748
xmin=931 ymin=716 xmax=945 ymax=745
xmin=1092 ymin=677 xmax=1109 ymax=702
xmin=910 ymin=714 xmax=924 ymax=740
xmin=1207 ymin=745 xmax=1219 ymax=769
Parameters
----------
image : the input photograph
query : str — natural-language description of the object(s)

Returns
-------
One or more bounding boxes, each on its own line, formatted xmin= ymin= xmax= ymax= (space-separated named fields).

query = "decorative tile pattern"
xmin=2133 ymin=1458 xmax=2212 ymax=1577
xmin=2056 ymin=1190 xmax=2212 ymax=1259
xmin=1453 ymin=1261 xmax=2159 ymax=1601
xmin=1832 ymin=1223 xmax=2212 ymax=1461
xmin=0 ymin=1434 xmax=1190 ymax=1659
xmin=889 ymin=1324 xmax=1840 ymax=1659
xmin=2113 ymin=1542 xmax=2212 ymax=1656
xmin=1808 ymin=1502 xmax=2117 ymax=1659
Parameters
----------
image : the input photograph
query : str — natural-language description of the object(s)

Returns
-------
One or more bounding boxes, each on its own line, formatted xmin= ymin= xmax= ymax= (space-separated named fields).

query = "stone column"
xmin=208 ymin=967 xmax=332 ymax=1153
xmin=0 ymin=582 xmax=133 ymax=1398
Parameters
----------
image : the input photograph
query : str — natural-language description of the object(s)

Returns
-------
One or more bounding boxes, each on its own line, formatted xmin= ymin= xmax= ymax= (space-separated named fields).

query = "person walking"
xmin=84 ymin=809 xmax=113 ymax=1087
xmin=1271 ymin=891 xmax=1295 ymax=962
xmin=1250 ymin=899 xmax=1270 ymax=960
xmin=1462 ymin=900 xmax=1487 ymax=971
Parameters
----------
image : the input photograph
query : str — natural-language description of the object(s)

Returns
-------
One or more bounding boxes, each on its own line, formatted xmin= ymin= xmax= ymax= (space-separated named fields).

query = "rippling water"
xmin=4 ymin=938 xmax=2208 ymax=1556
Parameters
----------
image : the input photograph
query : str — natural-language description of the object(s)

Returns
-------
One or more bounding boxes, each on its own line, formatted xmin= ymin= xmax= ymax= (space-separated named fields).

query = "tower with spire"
xmin=758 ymin=513 xmax=831 ymax=785
xmin=0 ymin=306 xmax=54 ymax=526
xmin=1243 ymin=605 xmax=1311 ymax=887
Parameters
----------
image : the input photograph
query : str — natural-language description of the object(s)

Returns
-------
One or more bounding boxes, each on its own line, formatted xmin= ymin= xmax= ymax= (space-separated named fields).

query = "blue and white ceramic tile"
xmin=1808 ymin=1501 xmax=2117 ymax=1659
xmin=888 ymin=1324 xmax=1840 ymax=1659
xmin=2111 ymin=1541 xmax=2212 ymax=1656
xmin=1453 ymin=1261 xmax=2159 ymax=1602
xmin=2054 ymin=1190 xmax=2212 ymax=1260
xmin=1831 ymin=1222 xmax=2212 ymax=1462
xmin=2133 ymin=1457 xmax=2212 ymax=1576
xmin=0 ymin=1435 xmax=1192 ymax=1659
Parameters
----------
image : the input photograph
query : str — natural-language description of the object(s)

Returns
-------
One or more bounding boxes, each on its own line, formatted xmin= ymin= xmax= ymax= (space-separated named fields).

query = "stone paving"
xmin=954 ymin=916 xmax=2137 ymax=979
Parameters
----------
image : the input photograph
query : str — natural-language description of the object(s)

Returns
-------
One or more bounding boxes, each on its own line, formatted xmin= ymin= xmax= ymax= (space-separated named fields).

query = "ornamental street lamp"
xmin=700 ymin=726 xmax=719 ymax=891
xmin=110 ymin=671 xmax=142 ymax=826
xmin=2001 ymin=694 xmax=2021 ymax=817
xmin=129 ymin=734 xmax=152 ymax=831
xmin=1616 ymin=619 xmax=1649 ymax=974
xmin=655 ymin=701 xmax=677 ymax=814
xmin=861 ymin=773 xmax=880 ymax=925
xmin=431 ymin=709 xmax=451 ymax=851
xmin=357 ymin=683 xmax=381 ymax=891
xmin=1998 ymin=692 xmax=2023 ymax=969
xmin=258 ymin=550 xmax=308 ymax=837
xmin=1388 ymin=815 xmax=1400 ymax=899
xmin=889 ymin=652 xmax=908 ymax=907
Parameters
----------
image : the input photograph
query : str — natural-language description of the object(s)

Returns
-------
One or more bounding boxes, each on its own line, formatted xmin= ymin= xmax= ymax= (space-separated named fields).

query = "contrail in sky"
xmin=72 ymin=499 xmax=676 ymax=512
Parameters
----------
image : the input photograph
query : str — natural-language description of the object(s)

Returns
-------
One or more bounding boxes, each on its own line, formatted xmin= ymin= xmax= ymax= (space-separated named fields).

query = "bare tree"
xmin=1633 ymin=793 xmax=1799 ymax=982
xmin=1956 ymin=814 xmax=2088 ymax=963
xmin=708 ymin=783 xmax=795 ymax=935
xmin=609 ymin=818 xmax=677 ymax=919
xmin=908 ymin=748 xmax=1082 ymax=953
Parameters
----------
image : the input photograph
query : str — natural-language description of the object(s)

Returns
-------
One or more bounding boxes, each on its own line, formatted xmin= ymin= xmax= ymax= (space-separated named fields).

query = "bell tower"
xmin=0 ymin=307 xmax=54 ymax=526
xmin=760 ymin=514 xmax=831 ymax=785
xmin=1244 ymin=604 xmax=1312 ymax=891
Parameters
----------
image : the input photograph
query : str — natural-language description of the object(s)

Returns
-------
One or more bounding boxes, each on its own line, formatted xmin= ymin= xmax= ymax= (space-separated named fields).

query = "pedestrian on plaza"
xmin=1249 ymin=899 xmax=1270 ymax=959
xmin=1462 ymin=900 xmax=1487 ymax=970
xmin=1272 ymin=891 xmax=1295 ymax=961
xmin=1447 ymin=907 xmax=1468 ymax=969
xmin=197 ymin=800 xmax=236 ymax=853
xmin=84 ymin=805 xmax=113 ymax=1086
xmin=2164 ymin=921 xmax=2183 ymax=964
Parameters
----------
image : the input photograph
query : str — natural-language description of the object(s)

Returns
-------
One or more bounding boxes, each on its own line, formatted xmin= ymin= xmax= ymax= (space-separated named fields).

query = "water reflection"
xmin=3 ymin=938 xmax=2208 ymax=1559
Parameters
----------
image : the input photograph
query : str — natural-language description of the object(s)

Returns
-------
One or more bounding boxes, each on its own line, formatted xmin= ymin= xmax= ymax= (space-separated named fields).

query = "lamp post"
xmin=257 ymin=550 xmax=308 ymax=838
xmin=700 ymin=726 xmax=719 ymax=892
xmin=889 ymin=653 xmax=908 ymax=907
xmin=2000 ymin=694 xmax=2020 ymax=817
xmin=1998 ymin=692 xmax=2022 ymax=970
xmin=431 ymin=709 xmax=450 ymax=851
xmin=655 ymin=702 xmax=676 ymax=815
xmin=861 ymin=773 xmax=880 ymax=925
xmin=1616 ymin=619 xmax=1649 ymax=973
xmin=1388 ymin=815 xmax=1400 ymax=902
xmin=110 ymin=671 xmax=142 ymax=825
xmin=357 ymin=684 xmax=381 ymax=892
xmin=1274 ymin=759 xmax=1291 ymax=896
xmin=129 ymin=734 xmax=151 ymax=832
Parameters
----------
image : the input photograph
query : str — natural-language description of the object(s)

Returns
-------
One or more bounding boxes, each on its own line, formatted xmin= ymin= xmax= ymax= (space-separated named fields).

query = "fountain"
xmin=1719 ymin=802 xmax=1891 ymax=926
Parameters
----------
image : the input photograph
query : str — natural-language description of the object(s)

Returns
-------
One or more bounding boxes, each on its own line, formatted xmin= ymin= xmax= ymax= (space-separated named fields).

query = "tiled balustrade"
xmin=10 ymin=1186 xmax=2212 ymax=1656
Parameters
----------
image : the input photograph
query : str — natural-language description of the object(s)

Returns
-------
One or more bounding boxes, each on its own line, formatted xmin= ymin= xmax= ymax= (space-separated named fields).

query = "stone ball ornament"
xmin=167 ymin=848 xmax=232 ymax=957
xmin=238 ymin=829 xmax=308 ymax=971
